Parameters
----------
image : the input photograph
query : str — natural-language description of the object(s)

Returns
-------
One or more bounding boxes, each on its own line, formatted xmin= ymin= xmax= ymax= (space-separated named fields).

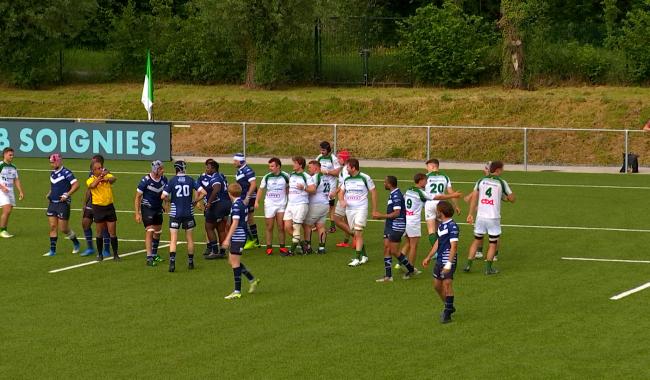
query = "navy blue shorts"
xmin=169 ymin=216 xmax=196 ymax=230
xmin=46 ymin=201 xmax=71 ymax=220
xmin=433 ymin=262 xmax=456 ymax=280
xmin=383 ymin=228 xmax=404 ymax=243
xmin=141 ymin=207 xmax=164 ymax=227
xmin=204 ymin=201 xmax=231 ymax=223
xmin=229 ymin=240 xmax=245 ymax=255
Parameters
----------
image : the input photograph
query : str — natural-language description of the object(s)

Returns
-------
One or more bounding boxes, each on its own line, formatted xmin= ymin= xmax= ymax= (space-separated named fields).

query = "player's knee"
xmin=488 ymin=234 xmax=499 ymax=244
xmin=474 ymin=234 xmax=484 ymax=241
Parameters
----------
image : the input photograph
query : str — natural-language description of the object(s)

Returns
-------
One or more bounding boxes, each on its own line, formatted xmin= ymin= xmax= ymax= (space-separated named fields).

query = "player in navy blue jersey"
xmin=161 ymin=161 xmax=206 ymax=273
xmin=423 ymin=201 xmax=459 ymax=324
xmin=43 ymin=154 xmax=81 ymax=256
xmin=233 ymin=153 xmax=259 ymax=249
xmin=198 ymin=159 xmax=216 ymax=257
xmin=80 ymin=155 xmax=110 ymax=257
xmin=372 ymin=176 xmax=416 ymax=282
xmin=222 ymin=183 xmax=260 ymax=300
xmin=204 ymin=160 xmax=231 ymax=260
xmin=135 ymin=160 xmax=168 ymax=267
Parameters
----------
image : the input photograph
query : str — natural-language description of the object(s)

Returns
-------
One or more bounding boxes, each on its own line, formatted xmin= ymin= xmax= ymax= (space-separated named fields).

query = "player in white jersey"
xmin=339 ymin=158 xmax=377 ymax=267
xmin=332 ymin=150 xmax=354 ymax=247
xmin=305 ymin=160 xmax=330 ymax=254
xmin=463 ymin=161 xmax=491 ymax=259
xmin=283 ymin=156 xmax=316 ymax=255
xmin=401 ymin=173 xmax=461 ymax=276
xmin=255 ymin=157 xmax=290 ymax=256
xmin=316 ymin=141 xmax=340 ymax=233
xmin=464 ymin=161 xmax=515 ymax=275
xmin=424 ymin=159 xmax=461 ymax=247
xmin=0 ymin=148 xmax=24 ymax=238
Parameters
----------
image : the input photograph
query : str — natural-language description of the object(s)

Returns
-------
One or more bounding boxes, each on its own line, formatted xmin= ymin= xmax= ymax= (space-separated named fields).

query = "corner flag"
xmin=141 ymin=49 xmax=154 ymax=121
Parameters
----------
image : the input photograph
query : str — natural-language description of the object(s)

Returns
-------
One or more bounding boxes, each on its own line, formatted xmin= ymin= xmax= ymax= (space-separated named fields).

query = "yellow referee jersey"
xmin=86 ymin=173 xmax=115 ymax=206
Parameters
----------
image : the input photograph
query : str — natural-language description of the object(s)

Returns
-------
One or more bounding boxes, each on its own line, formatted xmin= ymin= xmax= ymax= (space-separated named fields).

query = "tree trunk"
xmin=499 ymin=1 xmax=527 ymax=89
xmin=245 ymin=44 xmax=257 ymax=88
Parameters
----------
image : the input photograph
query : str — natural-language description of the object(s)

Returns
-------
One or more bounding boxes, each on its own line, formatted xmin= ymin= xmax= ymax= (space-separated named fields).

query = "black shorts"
xmin=46 ymin=201 xmax=71 ymax=220
xmin=383 ymin=228 xmax=404 ymax=243
xmin=141 ymin=207 xmax=164 ymax=228
xmin=204 ymin=201 xmax=231 ymax=223
xmin=83 ymin=205 xmax=94 ymax=220
xmin=169 ymin=216 xmax=196 ymax=230
xmin=329 ymin=199 xmax=335 ymax=207
xmin=92 ymin=204 xmax=117 ymax=223
xmin=229 ymin=240 xmax=245 ymax=255
xmin=246 ymin=198 xmax=255 ymax=214
xmin=433 ymin=262 xmax=456 ymax=280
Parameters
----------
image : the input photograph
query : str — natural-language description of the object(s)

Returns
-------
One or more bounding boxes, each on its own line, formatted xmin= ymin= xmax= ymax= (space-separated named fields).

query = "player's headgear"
xmin=151 ymin=160 xmax=163 ymax=172
xmin=233 ymin=153 xmax=245 ymax=162
xmin=174 ymin=160 xmax=187 ymax=173
xmin=49 ymin=153 xmax=62 ymax=163
xmin=337 ymin=150 xmax=350 ymax=162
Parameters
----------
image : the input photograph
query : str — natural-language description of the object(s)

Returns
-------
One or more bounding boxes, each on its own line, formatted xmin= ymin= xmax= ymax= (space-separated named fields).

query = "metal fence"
xmin=315 ymin=17 xmax=411 ymax=86
xmin=3 ymin=117 xmax=645 ymax=170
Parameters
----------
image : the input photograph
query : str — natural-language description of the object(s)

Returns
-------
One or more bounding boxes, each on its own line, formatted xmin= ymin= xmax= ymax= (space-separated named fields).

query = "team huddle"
xmin=0 ymin=143 xmax=516 ymax=323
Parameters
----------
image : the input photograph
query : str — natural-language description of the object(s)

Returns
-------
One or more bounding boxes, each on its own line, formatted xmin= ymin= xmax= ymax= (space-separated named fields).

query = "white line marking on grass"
xmin=17 ymin=168 xmax=650 ymax=190
xmin=610 ymin=282 xmax=650 ymax=300
xmin=48 ymin=243 xmax=185 ymax=273
xmin=561 ymin=257 xmax=650 ymax=264
xmin=15 ymin=207 xmax=650 ymax=233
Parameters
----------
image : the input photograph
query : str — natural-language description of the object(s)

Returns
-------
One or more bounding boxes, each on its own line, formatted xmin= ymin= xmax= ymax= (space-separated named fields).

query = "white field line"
xmin=49 ymin=244 xmax=171 ymax=273
xmin=15 ymin=206 xmax=650 ymax=233
xmin=561 ymin=257 xmax=650 ymax=264
xmin=16 ymin=168 xmax=650 ymax=190
xmin=610 ymin=282 xmax=650 ymax=300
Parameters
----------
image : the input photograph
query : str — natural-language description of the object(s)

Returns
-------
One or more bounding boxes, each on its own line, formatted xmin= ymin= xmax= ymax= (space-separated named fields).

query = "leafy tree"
xmin=0 ymin=0 xmax=96 ymax=87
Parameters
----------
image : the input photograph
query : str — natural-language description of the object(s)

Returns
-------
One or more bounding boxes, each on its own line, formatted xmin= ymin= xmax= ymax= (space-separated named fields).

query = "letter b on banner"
xmin=0 ymin=128 xmax=9 ymax=150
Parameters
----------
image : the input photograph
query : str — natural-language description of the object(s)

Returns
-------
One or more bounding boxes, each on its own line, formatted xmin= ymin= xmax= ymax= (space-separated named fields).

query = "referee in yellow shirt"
xmin=86 ymin=161 xmax=120 ymax=261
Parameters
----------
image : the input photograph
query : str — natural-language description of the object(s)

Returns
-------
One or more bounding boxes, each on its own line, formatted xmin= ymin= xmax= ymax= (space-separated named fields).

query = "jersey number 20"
xmin=175 ymin=184 xmax=191 ymax=197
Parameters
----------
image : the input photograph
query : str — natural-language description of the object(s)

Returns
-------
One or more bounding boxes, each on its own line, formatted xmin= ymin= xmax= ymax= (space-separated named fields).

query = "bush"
xmin=399 ymin=1 xmax=497 ymax=86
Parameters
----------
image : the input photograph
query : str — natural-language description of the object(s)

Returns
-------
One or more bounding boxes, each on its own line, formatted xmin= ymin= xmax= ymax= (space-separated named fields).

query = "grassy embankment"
xmin=1 ymin=84 xmax=650 ymax=165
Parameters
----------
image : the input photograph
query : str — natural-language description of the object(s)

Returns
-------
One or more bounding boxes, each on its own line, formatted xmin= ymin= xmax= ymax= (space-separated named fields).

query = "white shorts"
xmin=474 ymin=217 xmax=501 ymax=237
xmin=264 ymin=202 xmax=286 ymax=219
xmin=405 ymin=221 xmax=421 ymax=238
xmin=334 ymin=201 xmax=346 ymax=217
xmin=306 ymin=204 xmax=329 ymax=226
xmin=346 ymin=208 xmax=368 ymax=231
xmin=0 ymin=190 xmax=15 ymax=207
xmin=424 ymin=200 xmax=440 ymax=221
xmin=283 ymin=203 xmax=309 ymax=224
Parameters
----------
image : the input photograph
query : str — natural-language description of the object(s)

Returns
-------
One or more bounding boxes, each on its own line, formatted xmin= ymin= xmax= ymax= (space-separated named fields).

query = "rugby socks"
xmin=397 ymin=254 xmax=415 ymax=273
xmin=384 ymin=257 xmax=392 ymax=278
xmin=361 ymin=244 xmax=367 ymax=257
xmin=169 ymin=252 xmax=176 ymax=262
xmin=343 ymin=235 xmax=350 ymax=244
xmin=355 ymin=250 xmax=362 ymax=260
xmin=330 ymin=221 xmax=335 ymax=229
xmin=485 ymin=260 xmax=493 ymax=271
xmin=102 ymin=230 xmax=110 ymax=254
xmin=233 ymin=266 xmax=242 ymax=292
xmin=110 ymin=237 xmax=119 ymax=257
xmin=188 ymin=254 xmax=194 ymax=265
xmin=250 ymin=224 xmax=259 ymax=243
xmin=428 ymin=233 xmax=438 ymax=246
xmin=66 ymin=230 xmax=80 ymax=246
xmin=96 ymin=237 xmax=103 ymax=255
xmin=445 ymin=296 xmax=455 ymax=312
xmin=49 ymin=237 xmax=57 ymax=253
xmin=466 ymin=258 xmax=474 ymax=268
xmin=84 ymin=228 xmax=93 ymax=249
xmin=152 ymin=237 xmax=160 ymax=256
xmin=0 ymin=227 xmax=5 ymax=232
xmin=240 ymin=263 xmax=254 ymax=281
xmin=208 ymin=240 xmax=218 ymax=254
xmin=318 ymin=232 xmax=326 ymax=253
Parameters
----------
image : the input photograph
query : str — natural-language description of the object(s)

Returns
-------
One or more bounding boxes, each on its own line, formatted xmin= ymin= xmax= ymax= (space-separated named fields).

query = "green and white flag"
xmin=141 ymin=49 xmax=154 ymax=121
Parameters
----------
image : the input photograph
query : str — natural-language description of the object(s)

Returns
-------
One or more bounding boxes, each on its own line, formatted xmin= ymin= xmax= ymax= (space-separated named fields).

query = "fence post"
xmin=523 ymin=128 xmax=528 ymax=172
xmin=333 ymin=124 xmax=338 ymax=153
xmin=624 ymin=129 xmax=629 ymax=173
xmin=426 ymin=126 xmax=431 ymax=161
xmin=242 ymin=122 xmax=247 ymax=157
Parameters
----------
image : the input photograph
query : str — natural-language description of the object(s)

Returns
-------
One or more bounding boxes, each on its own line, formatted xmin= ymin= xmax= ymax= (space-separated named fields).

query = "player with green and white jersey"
xmin=424 ymin=159 xmax=461 ymax=247
xmin=283 ymin=156 xmax=316 ymax=255
xmin=401 ymin=173 xmax=461 ymax=278
xmin=339 ymin=158 xmax=377 ymax=267
xmin=332 ymin=150 xmax=354 ymax=248
xmin=255 ymin=157 xmax=290 ymax=256
xmin=0 ymin=148 xmax=25 ymax=238
xmin=316 ymin=141 xmax=340 ymax=233
xmin=305 ymin=160 xmax=331 ymax=254
xmin=464 ymin=161 xmax=515 ymax=275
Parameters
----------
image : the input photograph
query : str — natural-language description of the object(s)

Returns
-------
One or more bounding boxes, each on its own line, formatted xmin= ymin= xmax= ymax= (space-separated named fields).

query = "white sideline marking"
xmin=48 ymin=243 xmax=184 ymax=273
xmin=610 ymin=282 xmax=650 ymax=300
xmin=561 ymin=257 xmax=650 ymax=264
xmin=15 ymin=206 xmax=650 ymax=233
xmin=16 ymin=168 xmax=650 ymax=190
